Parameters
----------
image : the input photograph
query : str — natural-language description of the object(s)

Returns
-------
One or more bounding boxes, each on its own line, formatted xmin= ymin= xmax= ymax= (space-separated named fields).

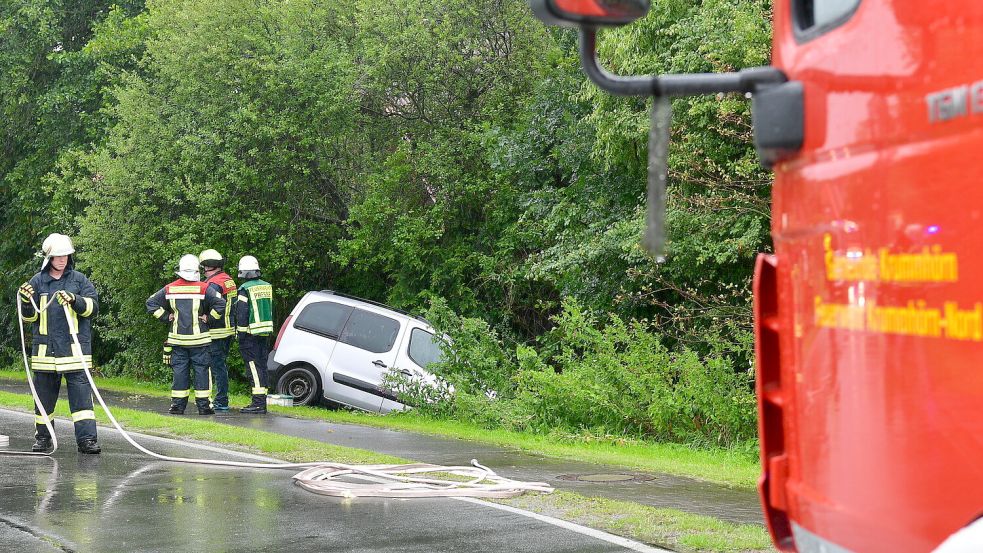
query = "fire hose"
xmin=2 ymin=294 xmax=554 ymax=499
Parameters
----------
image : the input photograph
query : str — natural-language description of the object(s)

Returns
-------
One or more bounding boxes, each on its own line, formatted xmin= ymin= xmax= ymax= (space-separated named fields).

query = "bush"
xmin=396 ymin=297 xmax=756 ymax=448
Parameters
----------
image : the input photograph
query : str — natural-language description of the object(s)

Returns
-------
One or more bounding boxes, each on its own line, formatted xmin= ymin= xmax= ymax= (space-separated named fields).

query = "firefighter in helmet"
xmin=235 ymin=255 xmax=274 ymax=414
xmin=17 ymin=233 xmax=101 ymax=454
xmin=146 ymin=254 xmax=226 ymax=415
xmin=198 ymin=249 xmax=237 ymax=413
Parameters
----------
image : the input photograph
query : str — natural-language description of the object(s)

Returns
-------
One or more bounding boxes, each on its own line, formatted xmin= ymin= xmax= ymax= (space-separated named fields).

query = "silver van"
xmin=267 ymin=291 xmax=445 ymax=412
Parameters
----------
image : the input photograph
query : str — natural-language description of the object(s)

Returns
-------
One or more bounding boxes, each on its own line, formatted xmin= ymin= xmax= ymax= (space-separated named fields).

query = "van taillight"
xmin=274 ymin=315 xmax=292 ymax=350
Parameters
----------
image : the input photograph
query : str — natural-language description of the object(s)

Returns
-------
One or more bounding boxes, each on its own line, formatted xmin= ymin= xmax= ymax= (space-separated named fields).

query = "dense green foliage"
xmin=1 ymin=0 xmax=772 ymax=447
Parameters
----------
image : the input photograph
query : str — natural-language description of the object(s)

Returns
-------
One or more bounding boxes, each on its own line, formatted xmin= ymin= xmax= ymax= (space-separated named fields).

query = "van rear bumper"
xmin=267 ymin=350 xmax=283 ymax=389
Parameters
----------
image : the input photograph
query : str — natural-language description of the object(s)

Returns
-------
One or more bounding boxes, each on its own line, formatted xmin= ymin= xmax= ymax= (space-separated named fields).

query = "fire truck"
xmin=530 ymin=1 xmax=983 ymax=551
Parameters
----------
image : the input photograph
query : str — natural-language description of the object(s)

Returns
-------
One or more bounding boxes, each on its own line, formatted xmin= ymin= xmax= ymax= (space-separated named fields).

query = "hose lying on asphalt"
xmin=4 ymin=295 xmax=553 ymax=499
xmin=293 ymin=460 xmax=554 ymax=499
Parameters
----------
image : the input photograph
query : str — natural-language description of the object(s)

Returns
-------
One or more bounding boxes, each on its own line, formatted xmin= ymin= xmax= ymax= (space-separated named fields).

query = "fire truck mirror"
xmin=529 ymin=0 xmax=650 ymax=28
xmin=751 ymin=81 xmax=805 ymax=168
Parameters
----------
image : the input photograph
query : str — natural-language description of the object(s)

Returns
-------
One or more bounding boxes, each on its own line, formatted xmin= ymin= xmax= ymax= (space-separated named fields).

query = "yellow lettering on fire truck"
xmin=866 ymin=301 xmax=942 ymax=338
xmin=824 ymin=234 xmax=958 ymax=283
xmin=813 ymin=297 xmax=983 ymax=342
xmin=943 ymin=302 xmax=983 ymax=341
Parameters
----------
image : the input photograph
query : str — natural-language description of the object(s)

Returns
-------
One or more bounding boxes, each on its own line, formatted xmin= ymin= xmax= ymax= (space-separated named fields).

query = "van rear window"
xmin=339 ymin=309 xmax=400 ymax=353
xmin=294 ymin=301 xmax=354 ymax=338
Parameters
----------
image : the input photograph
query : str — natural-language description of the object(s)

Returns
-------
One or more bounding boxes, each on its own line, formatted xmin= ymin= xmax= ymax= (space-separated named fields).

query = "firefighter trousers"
xmin=239 ymin=334 xmax=270 ymax=398
xmin=34 ymin=370 xmax=97 ymax=443
xmin=171 ymin=345 xmax=211 ymax=410
xmin=207 ymin=337 xmax=232 ymax=409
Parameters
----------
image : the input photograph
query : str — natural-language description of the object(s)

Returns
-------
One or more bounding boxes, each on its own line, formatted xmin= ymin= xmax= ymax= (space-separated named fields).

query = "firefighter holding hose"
xmin=17 ymin=233 xmax=101 ymax=454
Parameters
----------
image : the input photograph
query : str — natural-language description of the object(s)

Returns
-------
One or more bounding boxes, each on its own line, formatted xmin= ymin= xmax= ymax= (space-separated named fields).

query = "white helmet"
xmin=176 ymin=254 xmax=201 ymax=282
xmin=238 ymin=255 xmax=260 ymax=272
xmin=238 ymin=255 xmax=260 ymax=278
xmin=41 ymin=233 xmax=75 ymax=270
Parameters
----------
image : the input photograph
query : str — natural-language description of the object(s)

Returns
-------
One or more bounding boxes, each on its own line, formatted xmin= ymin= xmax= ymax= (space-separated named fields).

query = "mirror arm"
xmin=579 ymin=28 xmax=788 ymax=97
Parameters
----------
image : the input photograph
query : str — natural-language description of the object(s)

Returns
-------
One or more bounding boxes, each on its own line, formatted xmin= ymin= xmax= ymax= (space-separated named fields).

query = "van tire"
xmin=277 ymin=364 xmax=321 ymax=407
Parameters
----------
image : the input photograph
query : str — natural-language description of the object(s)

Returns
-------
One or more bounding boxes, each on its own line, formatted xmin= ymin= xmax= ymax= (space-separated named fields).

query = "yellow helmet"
xmin=199 ymin=248 xmax=224 ymax=268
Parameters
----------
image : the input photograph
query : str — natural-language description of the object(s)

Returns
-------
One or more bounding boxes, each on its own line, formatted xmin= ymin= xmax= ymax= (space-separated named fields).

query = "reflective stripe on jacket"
xmin=146 ymin=279 xmax=226 ymax=347
xmin=20 ymin=265 xmax=99 ymax=373
xmin=236 ymin=278 xmax=274 ymax=336
xmin=204 ymin=272 xmax=237 ymax=339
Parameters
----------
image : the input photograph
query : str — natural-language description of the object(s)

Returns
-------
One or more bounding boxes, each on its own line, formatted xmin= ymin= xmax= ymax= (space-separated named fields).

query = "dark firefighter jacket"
xmin=204 ymin=271 xmax=237 ymax=339
xmin=19 ymin=258 xmax=99 ymax=372
xmin=146 ymin=279 xmax=226 ymax=347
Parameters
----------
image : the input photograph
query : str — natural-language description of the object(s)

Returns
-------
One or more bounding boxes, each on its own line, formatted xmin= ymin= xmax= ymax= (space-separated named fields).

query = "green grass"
xmin=501 ymin=491 xmax=773 ymax=553
xmin=0 ymin=387 xmax=771 ymax=552
xmin=0 ymin=388 xmax=402 ymax=465
xmin=0 ymin=368 xmax=760 ymax=488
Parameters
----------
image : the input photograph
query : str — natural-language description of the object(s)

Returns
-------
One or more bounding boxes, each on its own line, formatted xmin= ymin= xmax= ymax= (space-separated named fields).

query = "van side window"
xmin=294 ymin=301 xmax=353 ymax=338
xmin=340 ymin=309 xmax=400 ymax=353
xmin=408 ymin=328 xmax=445 ymax=369
xmin=794 ymin=0 xmax=860 ymax=40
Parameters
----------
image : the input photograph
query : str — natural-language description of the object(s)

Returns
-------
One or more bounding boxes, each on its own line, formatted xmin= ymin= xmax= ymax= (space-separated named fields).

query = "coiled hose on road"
xmin=2 ymin=295 xmax=554 ymax=499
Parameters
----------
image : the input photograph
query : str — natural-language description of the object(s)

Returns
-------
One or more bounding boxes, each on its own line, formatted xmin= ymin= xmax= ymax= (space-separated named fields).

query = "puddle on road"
xmin=558 ymin=473 xmax=654 ymax=483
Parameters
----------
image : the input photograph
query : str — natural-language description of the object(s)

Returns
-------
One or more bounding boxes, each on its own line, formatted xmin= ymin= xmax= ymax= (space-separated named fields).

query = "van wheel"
xmin=277 ymin=365 xmax=321 ymax=407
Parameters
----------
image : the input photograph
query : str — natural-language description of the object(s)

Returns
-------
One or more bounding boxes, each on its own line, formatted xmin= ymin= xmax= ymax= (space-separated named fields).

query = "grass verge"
xmin=0 ymin=368 xmax=759 ymax=488
xmin=500 ymin=491 xmax=773 ymax=553
xmin=0 ymin=387 xmax=771 ymax=553
xmin=0 ymin=389 xmax=402 ymax=465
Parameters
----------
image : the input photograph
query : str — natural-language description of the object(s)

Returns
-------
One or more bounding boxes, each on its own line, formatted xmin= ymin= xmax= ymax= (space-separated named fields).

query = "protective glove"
xmin=55 ymin=290 xmax=76 ymax=306
xmin=18 ymin=282 xmax=34 ymax=303
xmin=163 ymin=346 xmax=172 ymax=366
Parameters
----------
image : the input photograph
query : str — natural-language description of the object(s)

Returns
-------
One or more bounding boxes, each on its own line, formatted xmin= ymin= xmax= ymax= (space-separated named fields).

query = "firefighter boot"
xmin=240 ymin=395 xmax=267 ymax=414
xmin=196 ymin=397 xmax=214 ymax=416
xmin=77 ymin=439 xmax=101 ymax=454
xmin=168 ymin=398 xmax=188 ymax=415
xmin=32 ymin=435 xmax=54 ymax=453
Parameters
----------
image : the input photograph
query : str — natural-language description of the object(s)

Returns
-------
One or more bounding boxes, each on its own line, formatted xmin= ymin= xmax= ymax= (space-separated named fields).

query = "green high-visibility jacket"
xmin=236 ymin=278 xmax=274 ymax=336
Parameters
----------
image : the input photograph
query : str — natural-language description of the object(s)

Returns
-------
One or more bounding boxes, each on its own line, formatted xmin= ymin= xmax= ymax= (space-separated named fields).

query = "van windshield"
xmin=408 ymin=328 xmax=445 ymax=370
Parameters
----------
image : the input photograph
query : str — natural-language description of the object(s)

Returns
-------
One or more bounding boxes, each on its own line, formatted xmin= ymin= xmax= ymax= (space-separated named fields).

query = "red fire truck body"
xmin=531 ymin=0 xmax=983 ymax=550
xmin=755 ymin=2 xmax=983 ymax=551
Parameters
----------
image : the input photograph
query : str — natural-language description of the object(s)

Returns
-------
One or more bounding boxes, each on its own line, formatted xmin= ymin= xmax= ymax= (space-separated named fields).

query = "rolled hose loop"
xmin=5 ymin=295 xmax=554 ymax=499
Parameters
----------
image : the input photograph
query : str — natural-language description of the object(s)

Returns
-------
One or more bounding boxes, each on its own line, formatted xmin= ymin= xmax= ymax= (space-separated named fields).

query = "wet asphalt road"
xmin=0 ymin=409 xmax=665 ymax=553
xmin=0 ymin=378 xmax=763 ymax=526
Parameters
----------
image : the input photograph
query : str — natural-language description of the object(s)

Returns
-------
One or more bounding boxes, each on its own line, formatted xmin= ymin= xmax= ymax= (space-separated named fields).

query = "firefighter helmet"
xmin=40 ymin=233 xmax=75 ymax=270
xmin=238 ymin=255 xmax=260 ymax=278
xmin=42 ymin=233 xmax=75 ymax=258
xmin=176 ymin=254 xmax=201 ymax=282
xmin=199 ymin=249 xmax=224 ymax=268
xmin=238 ymin=255 xmax=260 ymax=272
